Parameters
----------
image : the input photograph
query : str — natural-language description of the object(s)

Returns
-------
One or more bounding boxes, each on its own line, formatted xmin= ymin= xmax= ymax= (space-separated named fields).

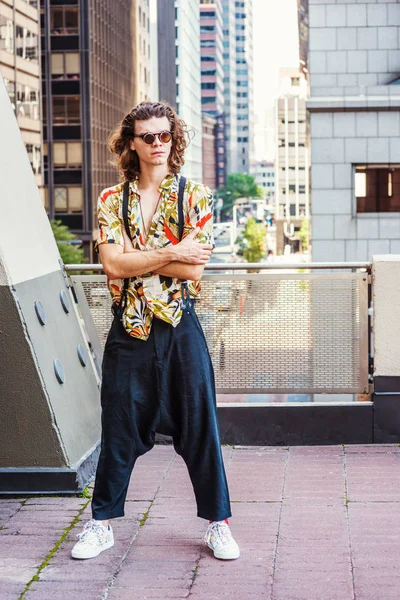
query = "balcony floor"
xmin=1 ymin=444 xmax=399 ymax=599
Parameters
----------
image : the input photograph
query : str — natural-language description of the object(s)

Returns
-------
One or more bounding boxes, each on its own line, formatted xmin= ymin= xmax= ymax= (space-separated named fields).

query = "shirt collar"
xmin=158 ymin=173 xmax=176 ymax=192
xmin=130 ymin=173 xmax=176 ymax=197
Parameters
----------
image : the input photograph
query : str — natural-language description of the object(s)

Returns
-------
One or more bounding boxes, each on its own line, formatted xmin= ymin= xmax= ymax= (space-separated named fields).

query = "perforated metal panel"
xmin=70 ymin=272 xmax=369 ymax=394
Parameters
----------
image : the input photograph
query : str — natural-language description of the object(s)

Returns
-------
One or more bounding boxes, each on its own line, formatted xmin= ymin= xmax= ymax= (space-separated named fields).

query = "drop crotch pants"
xmin=91 ymin=301 xmax=232 ymax=523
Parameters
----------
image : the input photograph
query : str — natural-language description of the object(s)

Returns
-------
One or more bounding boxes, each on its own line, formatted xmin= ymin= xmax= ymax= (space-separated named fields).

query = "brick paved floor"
xmin=1 ymin=444 xmax=400 ymax=600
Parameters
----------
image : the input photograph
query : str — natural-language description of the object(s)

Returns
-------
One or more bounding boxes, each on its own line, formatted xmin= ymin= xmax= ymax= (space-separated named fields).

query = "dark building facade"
xmin=200 ymin=0 xmax=226 ymax=190
xmin=40 ymin=0 xmax=135 ymax=259
xmin=202 ymin=113 xmax=217 ymax=190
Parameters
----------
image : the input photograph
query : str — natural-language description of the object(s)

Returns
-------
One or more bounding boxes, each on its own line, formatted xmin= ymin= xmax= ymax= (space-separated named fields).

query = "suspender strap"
xmin=122 ymin=180 xmax=131 ymax=241
xmin=114 ymin=181 xmax=131 ymax=319
xmin=178 ymin=175 xmax=186 ymax=241
xmin=177 ymin=175 xmax=190 ymax=308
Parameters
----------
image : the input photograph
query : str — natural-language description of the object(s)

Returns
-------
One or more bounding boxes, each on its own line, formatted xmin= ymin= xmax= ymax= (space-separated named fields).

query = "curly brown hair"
xmin=108 ymin=101 xmax=189 ymax=182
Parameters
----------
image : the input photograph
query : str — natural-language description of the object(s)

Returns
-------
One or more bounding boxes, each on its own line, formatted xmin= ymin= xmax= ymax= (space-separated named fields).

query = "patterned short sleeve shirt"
xmin=95 ymin=173 xmax=214 ymax=341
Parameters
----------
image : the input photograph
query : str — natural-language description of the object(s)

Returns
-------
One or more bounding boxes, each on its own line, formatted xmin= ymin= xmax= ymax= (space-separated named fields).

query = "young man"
xmin=71 ymin=101 xmax=239 ymax=561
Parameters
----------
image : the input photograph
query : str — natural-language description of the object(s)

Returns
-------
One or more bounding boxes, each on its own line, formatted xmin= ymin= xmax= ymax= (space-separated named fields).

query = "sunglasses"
xmin=133 ymin=130 xmax=172 ymax=145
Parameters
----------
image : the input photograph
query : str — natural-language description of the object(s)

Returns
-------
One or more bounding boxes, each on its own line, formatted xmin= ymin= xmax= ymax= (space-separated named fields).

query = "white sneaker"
xmin=204 ymin=520 xmax=240 ymax=560
xmin=71 ymin=518 xmax=114 ymax=559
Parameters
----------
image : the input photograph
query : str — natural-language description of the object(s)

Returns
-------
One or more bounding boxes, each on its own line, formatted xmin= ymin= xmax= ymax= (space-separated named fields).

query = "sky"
xmin=252 ymin=0 xmax=300 ymax=160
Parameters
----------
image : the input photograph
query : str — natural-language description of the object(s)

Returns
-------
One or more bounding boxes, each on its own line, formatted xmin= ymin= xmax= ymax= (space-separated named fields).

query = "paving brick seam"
xmin=343 ymin=445 xmax=357 ymax=600
xmin=17 ymin=496 xmax=92 ymax=599
xmin=270 ymin=447 xmax=290 ymax=600
xmin=102 ymin=453 xmax=177 ymax=600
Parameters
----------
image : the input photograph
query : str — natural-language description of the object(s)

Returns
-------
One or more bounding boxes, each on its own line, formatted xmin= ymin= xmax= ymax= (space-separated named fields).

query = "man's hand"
xmin=170 ymin=227 xmax=213 ymax=264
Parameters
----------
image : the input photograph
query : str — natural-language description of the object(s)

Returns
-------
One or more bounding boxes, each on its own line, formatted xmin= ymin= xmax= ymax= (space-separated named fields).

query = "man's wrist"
xmin=163 ymin=245 xmax=179 ymax=262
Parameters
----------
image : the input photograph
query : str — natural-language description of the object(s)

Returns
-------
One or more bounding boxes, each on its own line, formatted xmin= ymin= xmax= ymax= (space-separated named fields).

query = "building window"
xmin=16 ymin=84 xmax=40 ymax=119
xmin=202 ymin=96 xmax=216 ymax=104
xmin=0 ymin=16 xmax=14 ymax=54
xmin=68 ymin=187 xmax=83 ymax=212
xmin=55 ymin=187 xmax=68 ymax=212
xmin=51 ymin=52 xmax=80 ymax=79
xmin=15 ymin=26 xmax=38 ymax=62
xmin=53 ymin=141 xmax=82 ymax=167
xmin=26 ymin=144 xmax=42 ymax=175
xmin=200 ymin=26 xmax=216 ymax=33
xmin=54 ymin=186 xmax=83 ymax=213
xmin=50 ymin=7 xmax=79 ymax=35
xmin=355 ymin=165 xmax=400 ymax=212
xmin=201 ymin=82 xmax=216 ymax=90
xmin=4 ymin=78 xmax=15 ymax=112
xmin=201 ymin=40 xmax=216 ymax=48
xmin=52 ymin=96 xmax=80 ymax=124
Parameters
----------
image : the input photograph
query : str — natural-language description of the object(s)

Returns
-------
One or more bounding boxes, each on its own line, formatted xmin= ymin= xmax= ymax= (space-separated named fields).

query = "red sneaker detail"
xmin=209 ymin=519 xmax=230 ymax=525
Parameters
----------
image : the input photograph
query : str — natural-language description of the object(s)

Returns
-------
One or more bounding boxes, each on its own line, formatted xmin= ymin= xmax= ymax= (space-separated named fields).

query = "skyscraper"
xmin=200 ymin=0 xmax=226 ymax=189
xmin=0 ymin=0 xmax=43 ymax=190
xmin=222 ymin=0 xmax=238 ymax=174
xmin=274 ymin=68 xmax=310 ymax=254
xmin=235 ymin=0 xmax=253 ymax=174
xmin=305 ymin=0 xmax=400 ymax=262
xmin=157 ymin=0 xmax=202 ymax=181
xmin=132 ymin=0 xmax=152 ymax=105
xmin=40 ymin=0 xmax=135 ymax=259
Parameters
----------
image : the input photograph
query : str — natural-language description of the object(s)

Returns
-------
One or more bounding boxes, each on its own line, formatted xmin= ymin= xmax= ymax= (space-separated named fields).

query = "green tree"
xmin=299 ymin=219 xmax=310 ymax=252
xmin=236 ymin=217 xmax=267 ymax=264
xmin=218 ymin=173 xmax=263 ymax=217
xmin=50 ymin=219 xmax=86 ymax=265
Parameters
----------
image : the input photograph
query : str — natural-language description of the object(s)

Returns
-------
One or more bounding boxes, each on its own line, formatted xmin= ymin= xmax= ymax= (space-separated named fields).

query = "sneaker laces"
xmin=206 ymin=521 xmax=233 ymax=547
xmin=76 ymin=519 xmax=106 ymax=546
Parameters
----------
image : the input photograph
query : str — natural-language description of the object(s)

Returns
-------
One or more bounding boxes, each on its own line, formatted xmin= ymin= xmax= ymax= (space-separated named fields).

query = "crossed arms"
xmin=98 ymin=226 xmax=213 ymax=281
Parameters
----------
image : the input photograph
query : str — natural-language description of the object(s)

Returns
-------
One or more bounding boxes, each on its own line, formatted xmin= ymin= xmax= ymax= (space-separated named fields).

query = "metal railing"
xmin=66 ymin=263 xmax=371 ymax=395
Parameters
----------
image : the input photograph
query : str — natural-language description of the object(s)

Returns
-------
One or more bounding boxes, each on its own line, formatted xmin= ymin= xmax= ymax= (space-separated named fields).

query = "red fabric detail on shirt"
xmin=100 ymin=188 xmax=116 ymax=203
xmin=164 ymin=221 xmax=179 ymax=245
xmin=197 ymin=212 xmax=213 ymax=230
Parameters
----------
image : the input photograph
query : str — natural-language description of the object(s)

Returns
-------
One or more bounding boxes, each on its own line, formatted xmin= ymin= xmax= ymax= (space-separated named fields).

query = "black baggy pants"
xmin=91 ymin=300 xmax=232 ymax=522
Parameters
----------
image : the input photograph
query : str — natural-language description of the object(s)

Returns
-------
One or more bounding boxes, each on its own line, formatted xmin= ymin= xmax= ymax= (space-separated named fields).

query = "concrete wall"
xmin=308 ymin=0 xmax=400 ymax=261
xmin=372 ymin=255 xmax=400 ymax=378
xmin=0 ymin=75 xmax=101 ymax=491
